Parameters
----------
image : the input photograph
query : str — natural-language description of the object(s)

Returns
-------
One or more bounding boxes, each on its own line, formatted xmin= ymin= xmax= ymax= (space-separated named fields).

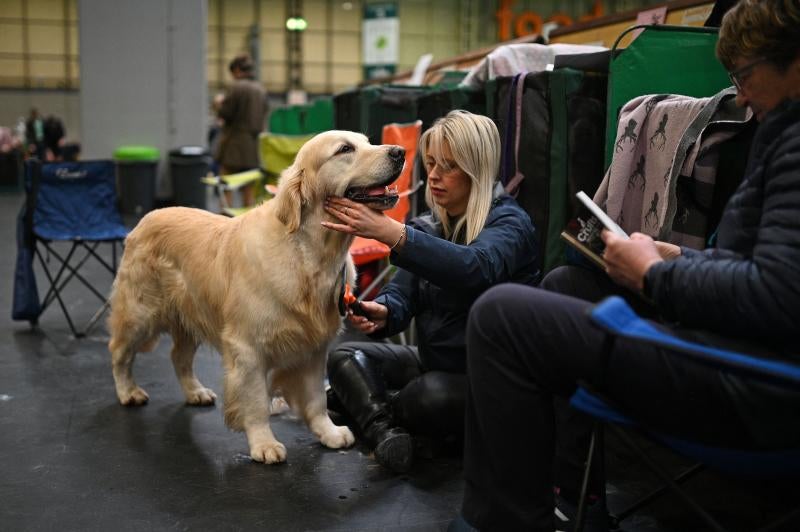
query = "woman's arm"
xmin=646 ymin=130 xmax=800 ymax=340
xmin=368 ymin=268 xmax=418 ymax=339
xmin=392 ymin=206 xmax=537 ymax=297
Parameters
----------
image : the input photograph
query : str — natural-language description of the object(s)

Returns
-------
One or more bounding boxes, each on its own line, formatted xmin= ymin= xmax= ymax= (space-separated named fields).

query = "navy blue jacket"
xmin=645 ymin=99 xmax=800 ymax=351
xmin=372 ymin=192 xmax=540 ymax=373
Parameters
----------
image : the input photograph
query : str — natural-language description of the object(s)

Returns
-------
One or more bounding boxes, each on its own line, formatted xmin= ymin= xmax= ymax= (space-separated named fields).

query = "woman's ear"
xmin=275 ymin=164 xmax=305 ymax=232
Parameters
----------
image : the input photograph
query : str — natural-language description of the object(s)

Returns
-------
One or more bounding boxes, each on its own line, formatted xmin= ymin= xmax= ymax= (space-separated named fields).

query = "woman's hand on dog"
xmin=347 ymin=300 xmax=387 ymax=334
xmin=322 ymin=196 xmax=404 ymax=247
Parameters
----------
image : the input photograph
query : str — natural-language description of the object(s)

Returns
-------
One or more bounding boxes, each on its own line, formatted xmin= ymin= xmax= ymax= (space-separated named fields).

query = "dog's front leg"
xmin=273 ymin=352 xmax=355 ymax=449
xmin=222 ymin=347 xmax=286 ymax=464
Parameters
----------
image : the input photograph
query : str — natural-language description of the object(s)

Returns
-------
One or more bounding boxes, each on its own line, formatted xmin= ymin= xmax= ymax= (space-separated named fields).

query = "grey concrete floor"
xmin=0 ymin=189 xmax=795 ymax=532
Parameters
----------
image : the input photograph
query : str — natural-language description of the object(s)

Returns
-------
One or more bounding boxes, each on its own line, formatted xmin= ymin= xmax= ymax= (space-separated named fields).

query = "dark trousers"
xmin=328 ymin=341 xmax=466 ymax=441
xmin=461 ymin=266 xmax=791 ymax=532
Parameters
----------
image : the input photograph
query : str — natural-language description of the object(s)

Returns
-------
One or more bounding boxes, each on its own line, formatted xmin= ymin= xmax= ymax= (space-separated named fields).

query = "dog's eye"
xmin=336 ymin=144 xmax=354 ymax=155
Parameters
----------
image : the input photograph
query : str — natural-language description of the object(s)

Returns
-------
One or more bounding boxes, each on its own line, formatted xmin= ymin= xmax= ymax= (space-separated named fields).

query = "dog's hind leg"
xmin=170 ymin=329 xmax=216 ymax=406
xmin=109 ymin=331 xmax=154 ymax=406
xmin=222 ymin=343 xmax=286 ymax=464
xmin=273 ymin=351 xmax=355 ymax=449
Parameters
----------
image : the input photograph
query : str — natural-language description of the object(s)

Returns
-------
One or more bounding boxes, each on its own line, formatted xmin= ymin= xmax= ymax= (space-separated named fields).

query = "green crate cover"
xmin=269 ymin=106 xmax=304 ymax=135
xmin=113 ymin=145 xmax=159 ymax=162
xmin=605 ymin=25 xmax=731 ymax=167
xmin=436 ymin=70 xmax=469 ymax=89
xmin=334 ymin=85 xmax=432 ymax=145
xmin=304 ymin=98 xmax=334 ymax=133
xmin=333 ymin=87 xmax=362 ymax=134
xmin=493 ymin=68 xmax=607 ymax=274
xmin=417 ymin=86 xmax=486 ymax=132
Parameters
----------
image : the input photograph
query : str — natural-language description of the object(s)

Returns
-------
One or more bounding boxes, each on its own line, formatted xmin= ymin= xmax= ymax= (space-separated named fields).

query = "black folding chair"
xmin=569 ymin=296 xmax=800 ymax=532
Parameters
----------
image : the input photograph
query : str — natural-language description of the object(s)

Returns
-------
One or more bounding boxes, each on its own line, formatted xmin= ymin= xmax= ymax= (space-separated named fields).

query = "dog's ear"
xmin=275 ymin=164 xmax=306 ymax=232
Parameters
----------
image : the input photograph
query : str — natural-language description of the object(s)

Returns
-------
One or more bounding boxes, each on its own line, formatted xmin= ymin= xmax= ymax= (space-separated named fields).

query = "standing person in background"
xmin=322 ymin=111 xmax=540 ymax=473
xmin=24 ymin=108 xmax=45 ymax=160
xmin=208 ymin=93 xmax=226 ymax=176
xmin=43 ymin=115 xmax=65 ymax=161
xmin=215 ymin=54 xmax=268 ymax=208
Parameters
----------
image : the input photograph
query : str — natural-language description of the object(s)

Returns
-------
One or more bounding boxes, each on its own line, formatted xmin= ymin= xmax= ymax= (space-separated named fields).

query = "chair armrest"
xmin=217 ymin=169 xmax=263 ymax=190
xmin=589 ymin=297 xmax=800 ymax=387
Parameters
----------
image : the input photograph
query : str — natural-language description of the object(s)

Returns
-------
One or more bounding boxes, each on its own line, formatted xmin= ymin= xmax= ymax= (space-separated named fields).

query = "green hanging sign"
xmin=363 ymin=3 xmax=398 ymax=80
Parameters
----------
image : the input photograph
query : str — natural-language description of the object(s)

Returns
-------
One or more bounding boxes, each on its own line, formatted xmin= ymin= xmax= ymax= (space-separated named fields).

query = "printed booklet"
xmin=560 ymin=191 xmax=629 ymax=269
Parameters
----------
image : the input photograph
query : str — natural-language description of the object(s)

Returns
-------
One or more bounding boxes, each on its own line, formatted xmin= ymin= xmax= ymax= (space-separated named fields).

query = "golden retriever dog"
xmin=108 ymin=130 xmax=405 ymax=463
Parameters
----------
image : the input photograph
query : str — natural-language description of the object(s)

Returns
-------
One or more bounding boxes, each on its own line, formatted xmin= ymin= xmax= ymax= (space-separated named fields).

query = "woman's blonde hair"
xmin=419 ymin=110 xmax=500 ymax=244
xmin=717 ymin=0 xmax=800 ymax=72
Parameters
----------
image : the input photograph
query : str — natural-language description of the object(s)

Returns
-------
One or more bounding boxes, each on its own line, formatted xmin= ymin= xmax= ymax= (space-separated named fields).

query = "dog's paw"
xmin=270 ymin=397 xmax=290 ymax=415
xmin=185 ymin=387 xmax=217 ymax=406
xmin=250 ymin=441 xmax=287 ymax=464
xmin=118 ymin=387 xmax=149 ymax=406
xmin=320 ymin=425 xmax=355 ymax=449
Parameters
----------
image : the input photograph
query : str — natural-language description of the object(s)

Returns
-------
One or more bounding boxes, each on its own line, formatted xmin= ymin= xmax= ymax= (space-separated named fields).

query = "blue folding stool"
xmin=13 ymin=159 xmax=129 ymax=337
xmin=569 ymin=296 xmax=800 ymax=532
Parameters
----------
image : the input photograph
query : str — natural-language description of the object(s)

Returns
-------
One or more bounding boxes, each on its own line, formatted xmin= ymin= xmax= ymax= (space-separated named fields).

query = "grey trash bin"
xmin=170 ymin=146 xmax=211 ymax=209
xmin=114 ymin=145 xmax=159 ymax=219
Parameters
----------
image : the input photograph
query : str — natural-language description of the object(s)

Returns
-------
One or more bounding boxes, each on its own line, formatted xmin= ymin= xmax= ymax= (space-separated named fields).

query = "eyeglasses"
xmin=728 ymin=57 xmax=771 ymax=91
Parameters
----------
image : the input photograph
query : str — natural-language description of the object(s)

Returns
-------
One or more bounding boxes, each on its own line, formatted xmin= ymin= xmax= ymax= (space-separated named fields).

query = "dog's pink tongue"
xmin=366 ymin=185 xmax=398 ymax=197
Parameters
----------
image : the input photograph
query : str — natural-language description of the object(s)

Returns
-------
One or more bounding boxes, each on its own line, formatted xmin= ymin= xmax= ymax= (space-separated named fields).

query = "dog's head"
xmin=275 ymin=130 xmax=405 ymax=232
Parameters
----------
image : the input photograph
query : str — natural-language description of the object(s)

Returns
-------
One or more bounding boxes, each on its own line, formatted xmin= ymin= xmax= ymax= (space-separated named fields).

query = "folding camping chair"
xmin=15 ymin=159 xmax=128 ymax=337
xmin=259 ymin=131 xmax=315 ymax=183
xmin=202 ymin=132 xmax=314 ymax=217
xmin=202 ymin=169 xmax=264 ymax=217
xmin=569 ymin=296 xmax=800 ymax=532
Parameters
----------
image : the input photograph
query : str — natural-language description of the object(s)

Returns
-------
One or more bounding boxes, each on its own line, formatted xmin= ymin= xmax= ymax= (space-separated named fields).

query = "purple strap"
xmin=505 ymin=72 xmax=527 ymax=195
xmin=500 ymin=73 xmax=524 ymax=187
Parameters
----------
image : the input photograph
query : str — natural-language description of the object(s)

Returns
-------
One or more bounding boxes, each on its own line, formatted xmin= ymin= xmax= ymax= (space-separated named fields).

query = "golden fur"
xmin=108 ymin=130 xmax=403 ymax=463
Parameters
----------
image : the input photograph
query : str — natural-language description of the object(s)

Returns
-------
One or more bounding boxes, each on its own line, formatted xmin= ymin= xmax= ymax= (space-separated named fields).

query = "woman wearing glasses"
xmin=449 ymin=1 xmax=800 ymax=530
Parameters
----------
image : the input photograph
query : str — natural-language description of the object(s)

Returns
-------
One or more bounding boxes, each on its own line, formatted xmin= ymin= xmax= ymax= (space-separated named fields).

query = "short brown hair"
xmin=229 ymin=54 xmax=254 ymax=74
xmin=717 ymin=0 xmax=800 ymax=72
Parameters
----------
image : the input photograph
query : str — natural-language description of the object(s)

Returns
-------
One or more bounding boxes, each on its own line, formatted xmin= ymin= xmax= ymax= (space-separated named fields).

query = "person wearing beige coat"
xmin=215 ymin=54 xmax=268 ymax=207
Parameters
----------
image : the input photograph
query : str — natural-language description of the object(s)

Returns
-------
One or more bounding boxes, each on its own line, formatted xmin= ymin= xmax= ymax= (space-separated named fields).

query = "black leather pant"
xmin=327 ymin=341 xmax=466 ymax=441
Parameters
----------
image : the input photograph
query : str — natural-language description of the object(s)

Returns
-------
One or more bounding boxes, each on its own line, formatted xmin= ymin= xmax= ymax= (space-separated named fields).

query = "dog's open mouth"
xmin=345 ymin=184 xmax=400 ymax=210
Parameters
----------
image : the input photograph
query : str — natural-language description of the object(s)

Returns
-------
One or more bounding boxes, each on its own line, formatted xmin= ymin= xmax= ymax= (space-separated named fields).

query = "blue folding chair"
xmin=12 ymin=159 xmax=129 ymax=337
xmin=569 ymin=296 xmax=800 ymax=532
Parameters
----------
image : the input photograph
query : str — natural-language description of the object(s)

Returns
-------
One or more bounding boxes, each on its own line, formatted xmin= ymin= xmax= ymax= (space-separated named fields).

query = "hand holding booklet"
xmin=560 ymin=191 xmax=629 ymax=269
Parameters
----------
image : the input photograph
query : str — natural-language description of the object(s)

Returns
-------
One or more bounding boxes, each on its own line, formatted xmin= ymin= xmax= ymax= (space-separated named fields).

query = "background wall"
xmin=0 ymin=0 xmax=690 ymax=144
xmin=79 ymin=0 xmax=207 ymax=196
xmin=0 ymin=89 xmax=81 ymax=143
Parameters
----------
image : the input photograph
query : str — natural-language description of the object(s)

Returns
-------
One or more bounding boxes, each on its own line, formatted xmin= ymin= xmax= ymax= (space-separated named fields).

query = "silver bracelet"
xmin=390 ymin=224 xmax=406 ymax=250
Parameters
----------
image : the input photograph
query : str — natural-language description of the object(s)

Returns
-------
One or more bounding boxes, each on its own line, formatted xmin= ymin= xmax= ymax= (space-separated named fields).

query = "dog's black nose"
xmin=388 ymin=146 xmax=405 ymax=161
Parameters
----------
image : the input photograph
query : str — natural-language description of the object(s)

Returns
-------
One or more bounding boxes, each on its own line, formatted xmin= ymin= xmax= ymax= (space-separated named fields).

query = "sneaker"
xmin=554 ymin=493 xmax=613 ymax=532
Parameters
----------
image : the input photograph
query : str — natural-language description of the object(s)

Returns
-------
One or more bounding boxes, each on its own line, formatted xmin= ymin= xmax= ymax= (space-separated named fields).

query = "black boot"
xmin=328 ymin=351 xmax=413 ymax=473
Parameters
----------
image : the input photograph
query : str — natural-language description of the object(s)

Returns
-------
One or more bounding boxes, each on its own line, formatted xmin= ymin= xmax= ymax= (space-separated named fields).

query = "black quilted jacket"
xmin=645 ymin=99 xmax=800 ymax=350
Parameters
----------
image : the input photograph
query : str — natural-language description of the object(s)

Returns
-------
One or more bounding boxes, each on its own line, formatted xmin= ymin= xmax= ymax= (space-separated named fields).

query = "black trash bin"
xmin=114 ymin=145 xmax=159 ymax=219
xmin=170 ymin=146 xmax=210 ymax=209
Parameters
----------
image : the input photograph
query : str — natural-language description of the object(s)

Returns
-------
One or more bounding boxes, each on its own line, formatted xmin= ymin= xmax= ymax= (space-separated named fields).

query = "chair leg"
xmin=575 ymin=421 xmax=602 ymax=532
xmin=35 ymin=245 xmax=80 ymax=337
xmin=359 ymin=262 xmax=395 ymax=299
xmin=45 ymin=243 xmax=107 ymax=302
xmin=613 ymin=462 xmax=704 ymax=523
xmin=609 ymin=424 xmax=729 ymax=532
xmin=35 ymin=240 xmax=120 ymax=337
xmin=81 ymin=299 xmax=111 ymax=337
xmin=80 ymin=241 xmax=118 ymax=275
